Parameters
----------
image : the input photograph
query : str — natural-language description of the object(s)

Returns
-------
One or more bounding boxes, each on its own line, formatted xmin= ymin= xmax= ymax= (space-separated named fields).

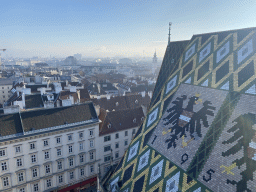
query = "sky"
xmin=0 ymin=0 xmax=256 ymax=58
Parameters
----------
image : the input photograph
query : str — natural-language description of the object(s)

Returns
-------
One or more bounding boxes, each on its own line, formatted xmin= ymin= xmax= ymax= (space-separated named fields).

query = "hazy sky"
xmin=0 ymin=0 xmax=256 ymax=58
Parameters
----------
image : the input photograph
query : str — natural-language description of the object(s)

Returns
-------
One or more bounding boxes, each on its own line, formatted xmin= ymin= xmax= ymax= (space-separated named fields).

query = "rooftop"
xmin=105 ymin=27 xmax=256 ymax=192
xmin=0 ymin=102 xmax=98 ymax=140
xmin=99 ymin=107 xmax=144 ymax=136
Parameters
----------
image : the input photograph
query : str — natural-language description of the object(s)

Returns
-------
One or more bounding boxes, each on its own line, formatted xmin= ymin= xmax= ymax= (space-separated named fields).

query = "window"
xmin=19 ymin=188 xmax=25 ymax=192
xmin=32 ymin=168 xmax=38 ymax=177
xmin=44 ymin=151 xmax=49 ymax=159
xmin=34 ymin=183 xmax=39 ymax=192
xmin=132 ymin=129 xmax=136 ymax=135
xmin=90 ymin=165 xmax=94 ymax=173
xmin=89 ymin=130 xmax=94 ymax=136
xmin=70 ymin=171 xmax=74 ymax=180
xmin=0 ymin=149 xmax=6 ymax=156
xmin=17 ymin=158 xmax=22 ymax=167
xmin=56 ymin=137 xmax=61 ymax=144
xmin=68 ymin=134 xmax=72 ymax=141
xmin=79 ymin=132 xmax=83 ymax=138
xmin=104 ymin=145 xmax=111 ymax=152
xmin=58 ymin=175 xmax=63 ymax=183
xmin=125 ymin=131 xmax=128 ymax=136
xmin=3 ymin=177 xmax=9 ymax=187
xmin=104 ymin=155 xmax=111 ymax=162
xmin=69 ymin=158 xmax=74 ymax=167
xmin=124 ymin=140 xmax=128 ymax=146
xmin=104 ymin=135 xmax=111 ymax=142
xmin=115 ymin=142 xmax=119 ymax=149
xmin=46 ymin=179 xmax=51 ymax=188
xmin=45 ymin=165 xmax=50 ymax=174
xmin=69 ymin=145 xmax=73 ymax=153
xmin=30 ymin=142 xmax=35 ymax=150
xmin=43 ymin=140 xmax=48 ymax=146
xmin=1 ymin=162 xmax=7 ymax=171
xmin=90 ymin=151 xmax=94 ymax=160
xmin=18 ymin=172 xmax=24 ymax=182
xmin=57 ymin=161 xmax=62 ymax=170
xmin=31 ymin=154 xmax=36 ymax=163
xmin=115 ymin=152 xmax=119 ymax=158
xmin=79 ymin=142 xmax=83 ymax=150
xmin=80 ymin=155 xmax=84 ymax=163
xmin=80 ymin=168 xmax=84 ymax=176
xmin=115 ymin=133 xmax=119 ymax=139
xmin=90 ymin=140 xmax=94 ymax=148
xmin=57 ymin=148 xmax=62 ymax=156
xmin=16 ymin=146 xmax=21 ymax=153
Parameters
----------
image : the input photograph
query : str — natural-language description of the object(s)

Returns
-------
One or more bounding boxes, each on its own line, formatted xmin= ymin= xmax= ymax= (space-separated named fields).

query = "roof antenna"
xmin=168 ymin=22 xmax=172 ymax=45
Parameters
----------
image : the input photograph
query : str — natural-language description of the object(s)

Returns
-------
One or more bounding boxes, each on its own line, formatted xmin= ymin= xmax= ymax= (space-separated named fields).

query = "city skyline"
xmin=1 ymin=0 xmax=256 ymax=58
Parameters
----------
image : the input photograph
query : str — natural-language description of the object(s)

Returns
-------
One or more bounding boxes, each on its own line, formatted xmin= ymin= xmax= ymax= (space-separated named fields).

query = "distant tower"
xmin=168 ymin=22 xmax=172 ymax=45
xmin=152 ymin=50 xmax=158 ymax=74
xmin=153 ymin=50 xmax=157 ymax=64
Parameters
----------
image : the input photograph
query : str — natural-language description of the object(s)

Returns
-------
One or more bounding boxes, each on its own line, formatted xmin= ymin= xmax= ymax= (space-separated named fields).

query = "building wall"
xmin=0 ymin=123 xmax=100 ymax=192
xmin=0 ymin=84 xmax=12 ymax=105
xmin=98 ymin=127 xmax=138 ymax=176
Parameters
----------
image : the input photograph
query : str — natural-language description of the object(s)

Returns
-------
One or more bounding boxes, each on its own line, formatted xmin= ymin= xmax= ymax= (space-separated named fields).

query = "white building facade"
xmin=98 ymin=127 xmax=138 ymax=176
xmin=0 ymin=103 xmax=100 ymax=192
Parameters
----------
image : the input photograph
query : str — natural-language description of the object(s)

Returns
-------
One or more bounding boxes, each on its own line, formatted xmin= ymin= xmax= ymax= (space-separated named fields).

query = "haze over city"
xmin=1 ymin=0 xmax=256 ymax=58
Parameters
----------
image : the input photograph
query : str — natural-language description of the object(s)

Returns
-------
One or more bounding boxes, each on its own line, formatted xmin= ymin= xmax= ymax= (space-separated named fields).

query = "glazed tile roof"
xmin=106 ymin=27 xmax=256 ymax=192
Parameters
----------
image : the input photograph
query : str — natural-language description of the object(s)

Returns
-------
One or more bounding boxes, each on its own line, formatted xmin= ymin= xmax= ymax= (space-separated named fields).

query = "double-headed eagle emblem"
xmin=163 ymin=93 xmax=216 ymax=148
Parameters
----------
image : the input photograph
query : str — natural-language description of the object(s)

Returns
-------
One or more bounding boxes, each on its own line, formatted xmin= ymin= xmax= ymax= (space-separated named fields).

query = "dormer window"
xmin=116 ymin=102 xmax=119 ymax=106
xmin=135 ymin=100 xmax=138 ymax=104
xmin=107 ymin=124 xmax=111 ymax=128
xmin=133 ymin=118 xmax=136 ymax=123
xmin=141 ymin=117 xmax=144 ymax=121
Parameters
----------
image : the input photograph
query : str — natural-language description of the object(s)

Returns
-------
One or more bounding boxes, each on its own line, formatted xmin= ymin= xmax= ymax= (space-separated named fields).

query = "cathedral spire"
xmin=153 ymin=49 xmax=157 ymax=64
xmin=168 ymin=22 xmax=172 ymax=45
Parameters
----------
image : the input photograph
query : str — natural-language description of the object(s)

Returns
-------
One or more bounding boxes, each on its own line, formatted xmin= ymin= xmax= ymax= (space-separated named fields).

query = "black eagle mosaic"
xmin=107 ymin=27 xmax=256 ymax=192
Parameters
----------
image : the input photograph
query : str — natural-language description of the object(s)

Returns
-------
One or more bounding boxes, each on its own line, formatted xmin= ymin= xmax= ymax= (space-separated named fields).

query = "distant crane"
xmin=0 ymin=49 xmax=6 ymax=71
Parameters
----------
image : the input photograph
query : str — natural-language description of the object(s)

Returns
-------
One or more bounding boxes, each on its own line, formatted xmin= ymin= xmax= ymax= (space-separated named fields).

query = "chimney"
xmin=107 ymin=94 xmax=110 ymax=100
xmin=3 ymin=105 xmax=20 ymax=114
xmin=22 ymin=92 xmax=25 ymax=107
xmin=77 ymin=90 xmax=80 ymax=103
xmin=141 ymin=91 xmax=145 ymax=97
xmin=94 ymin=105 xmax=100 ymax=116
xmin=40 ymin=88 xmax=46 ymax=95
xmin=57 ymin=100 xmax=60 ymax=107
xmin=148 ymin=91 xmax=152 ymax=98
